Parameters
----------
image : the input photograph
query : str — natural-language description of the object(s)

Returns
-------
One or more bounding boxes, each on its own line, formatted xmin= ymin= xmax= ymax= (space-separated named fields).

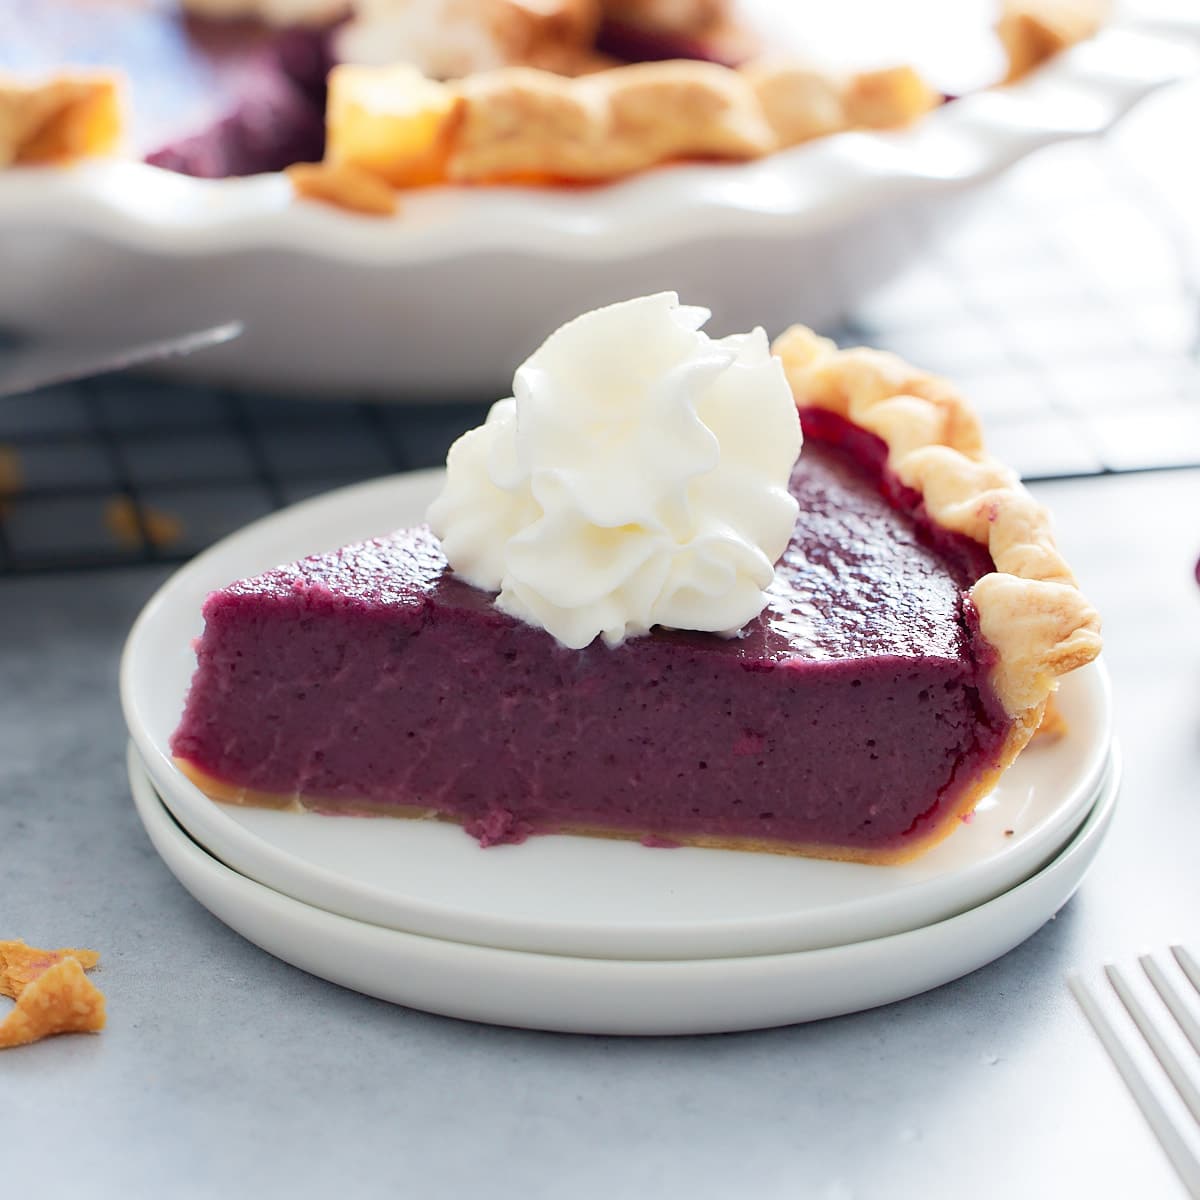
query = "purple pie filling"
xmin=172 ymin=419 xmax=1014 ymax=857
xmin=142 ymin=24 xmax=333 ymax=178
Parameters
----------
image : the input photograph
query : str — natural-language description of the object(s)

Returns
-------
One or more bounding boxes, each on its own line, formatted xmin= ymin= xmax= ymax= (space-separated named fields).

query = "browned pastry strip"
xmin=448 ymin=59 xmax=773 ymax=181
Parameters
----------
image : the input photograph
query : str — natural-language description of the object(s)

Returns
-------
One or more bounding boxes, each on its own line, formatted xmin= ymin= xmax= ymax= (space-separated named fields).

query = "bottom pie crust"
xmin=176 ymin=702 xmax=1044 ymax=867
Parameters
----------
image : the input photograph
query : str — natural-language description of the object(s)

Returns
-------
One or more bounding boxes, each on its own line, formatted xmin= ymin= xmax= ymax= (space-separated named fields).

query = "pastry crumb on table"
xmin=0 ymin=939 xmax=105 ymax=1050
xmin=104 ymin=496 xmax=184 ymax=551
xmin=0 ymin=444 xmax=22 ymax=517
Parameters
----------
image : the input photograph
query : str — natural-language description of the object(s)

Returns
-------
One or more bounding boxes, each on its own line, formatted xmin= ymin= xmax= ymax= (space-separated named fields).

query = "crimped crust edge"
xmin=771 ymin=324 xmax=1102 ymax=719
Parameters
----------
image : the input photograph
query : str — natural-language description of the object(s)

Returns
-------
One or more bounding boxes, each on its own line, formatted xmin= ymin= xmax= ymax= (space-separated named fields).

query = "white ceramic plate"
xmin=3 ymin=13 xmax=1198 ymax=396
xmin=122 ymin=470 xmax=1114 ymax=960
xmin=127 ymin=740 xmax=1120 ymax=1034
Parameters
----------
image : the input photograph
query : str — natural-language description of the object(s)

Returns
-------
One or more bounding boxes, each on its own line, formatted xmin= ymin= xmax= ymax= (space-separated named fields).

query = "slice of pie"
xmin=171 ymin=318 xmax=1100 ymax=864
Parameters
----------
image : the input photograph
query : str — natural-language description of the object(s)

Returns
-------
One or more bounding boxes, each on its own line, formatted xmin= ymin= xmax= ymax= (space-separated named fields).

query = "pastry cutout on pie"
xmin=5 ymin=1 xmax=1109 ymax=211
xmin=448 ymin=59 xmax=773 ymax=182
xmin=325 ymin=63 xmax=462 ymax=186
xmin=0 ymin=73 xmax=122 ymax=169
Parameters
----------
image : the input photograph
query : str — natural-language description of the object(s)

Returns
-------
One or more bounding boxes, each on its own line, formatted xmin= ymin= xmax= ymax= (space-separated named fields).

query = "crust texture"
xmin=178 ymin=751 xmax=1035 ymax=866
xmin=9 ymin=2 xmax=1107 ymax=208
xmin=325 ymin=0 xmax=1104 ymax=197
xmin=448 ymin=60 xmax=774 ymax=180
xmin=771 ymin=325 xmax=1102 ymax=721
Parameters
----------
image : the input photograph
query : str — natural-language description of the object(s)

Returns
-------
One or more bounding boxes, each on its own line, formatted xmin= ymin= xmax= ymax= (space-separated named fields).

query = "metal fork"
xmin=1070 ymin=947 xmax=1200 ymax=1197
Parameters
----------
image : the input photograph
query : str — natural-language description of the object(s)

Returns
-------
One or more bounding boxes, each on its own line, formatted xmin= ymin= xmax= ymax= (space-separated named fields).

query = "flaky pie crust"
xmin=1 ymin=2 xmax=1108 ymax=210
xmin=177 ymin=753 xmax=1027 ymax=867
xmin=310 ymin=0 xmax=1106 ymax=204
xmin=771 ymin=325 xmax=1102 ymax=722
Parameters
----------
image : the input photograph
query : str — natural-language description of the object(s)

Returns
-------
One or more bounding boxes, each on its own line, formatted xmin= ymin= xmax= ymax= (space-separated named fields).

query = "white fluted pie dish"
xmin=2 ymin=12 xmax=1196 ymax=397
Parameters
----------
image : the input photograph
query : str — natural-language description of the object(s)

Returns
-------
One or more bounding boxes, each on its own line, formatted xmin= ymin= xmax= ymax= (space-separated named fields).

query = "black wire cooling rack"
xmin=1 ymin=87 xmax=1197 ymax=576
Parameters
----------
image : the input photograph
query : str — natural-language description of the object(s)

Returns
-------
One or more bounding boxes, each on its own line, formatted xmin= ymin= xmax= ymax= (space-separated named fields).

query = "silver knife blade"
xmin=0 ymin=321 xmax=244 ymax=399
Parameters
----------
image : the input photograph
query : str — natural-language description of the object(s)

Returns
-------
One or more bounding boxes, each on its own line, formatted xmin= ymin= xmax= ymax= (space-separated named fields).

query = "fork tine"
xmin=1143 ymin=954 xmax=1200 ymax=1058
xmin=1108 ymin=963 xmax=1200 ymax=1126
xmin=1174 ymin=946 xmax=1200 ymax=998
xmin=1070 ymin=972 xmax=1200 ymax=1199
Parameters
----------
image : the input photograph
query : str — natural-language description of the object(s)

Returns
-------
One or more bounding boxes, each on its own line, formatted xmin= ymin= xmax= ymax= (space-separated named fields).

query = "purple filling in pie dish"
xmin=142 ymin=25 xmax=334 ymax=178
xmin=7 ymin=1 xmax=759 ymax=179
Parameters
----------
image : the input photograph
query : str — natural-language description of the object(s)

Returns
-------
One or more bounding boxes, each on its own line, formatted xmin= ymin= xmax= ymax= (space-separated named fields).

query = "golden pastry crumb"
xmin=0 ymin=939 xmax=100 ymax=999
xmin=0 ymin=72 xmax=122 ymax=169
xmin=0 ymin=940 xmax=105 ymax=1049
xmin=287 ymin=160 xmax=401 ymax=215
xmin=104 ymin=496 xmax=184 ymax=550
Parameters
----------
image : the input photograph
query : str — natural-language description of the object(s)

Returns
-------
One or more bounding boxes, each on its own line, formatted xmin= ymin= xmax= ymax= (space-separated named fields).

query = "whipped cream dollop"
xmin=427 ymin=293 xmax=802 ymax=650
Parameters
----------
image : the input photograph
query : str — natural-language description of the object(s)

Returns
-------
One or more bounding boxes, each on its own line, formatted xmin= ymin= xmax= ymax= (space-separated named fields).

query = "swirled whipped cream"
xmin=427 ymin=293 xmax=802 ymax=650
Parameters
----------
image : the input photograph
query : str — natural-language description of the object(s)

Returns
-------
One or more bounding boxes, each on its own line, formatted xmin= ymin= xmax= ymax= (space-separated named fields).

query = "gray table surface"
xmin=2 ymin=463 xmax=1198 ymax=1198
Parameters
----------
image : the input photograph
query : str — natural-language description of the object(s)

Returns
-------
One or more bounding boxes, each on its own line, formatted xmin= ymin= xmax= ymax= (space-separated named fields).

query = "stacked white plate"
xmin=121 ymin=472 xmax=1119 ymax=1035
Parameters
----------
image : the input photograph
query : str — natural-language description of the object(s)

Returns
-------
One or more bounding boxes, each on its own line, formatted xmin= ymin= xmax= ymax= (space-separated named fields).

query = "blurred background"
xmin=0 ymin=3 xmax=1197 ymax=574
